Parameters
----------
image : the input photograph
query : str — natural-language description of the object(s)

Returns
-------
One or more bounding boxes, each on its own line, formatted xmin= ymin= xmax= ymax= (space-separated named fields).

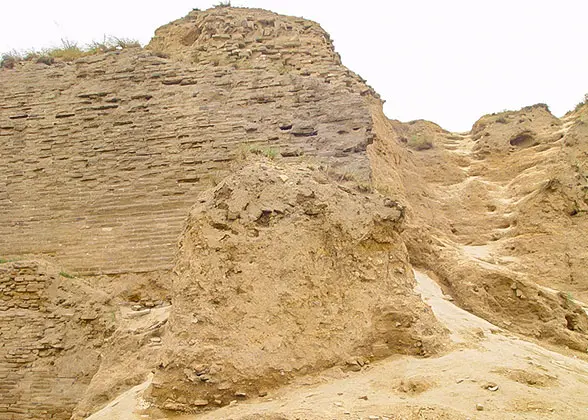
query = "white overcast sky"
xmin=1 ymin=0 xmax=587 ymax=131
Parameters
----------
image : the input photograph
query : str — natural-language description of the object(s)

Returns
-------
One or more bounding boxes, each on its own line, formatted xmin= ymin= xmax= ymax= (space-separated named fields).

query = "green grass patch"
xmin=1 ymin=36 xmax=141 ymax=67
xmin=407 ymin=134 xmax=433 ymax=151
xmin=249 ymin=146 xmax=279 ymax=159
xmin=47 ymin=39 xmax=84 ymax=62
xmin=575 ymin=93 xmax=588 ymax=112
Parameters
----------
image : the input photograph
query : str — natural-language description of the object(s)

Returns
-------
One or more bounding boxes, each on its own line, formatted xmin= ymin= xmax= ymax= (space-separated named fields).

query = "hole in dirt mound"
xmin=565 ymin=313 xmax=581 ymax=331
xmin=509 ymin=131 xmax=536 ymax=148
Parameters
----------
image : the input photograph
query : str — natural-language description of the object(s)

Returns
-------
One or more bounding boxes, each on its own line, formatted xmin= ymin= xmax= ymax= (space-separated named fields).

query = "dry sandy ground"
xmin=88 ymin=270 xmax=588 ymax=420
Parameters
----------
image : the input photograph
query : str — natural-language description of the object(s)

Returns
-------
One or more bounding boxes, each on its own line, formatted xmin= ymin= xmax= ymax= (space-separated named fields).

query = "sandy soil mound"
xmin=369 ymin=100 xmax=588 ymax=352
xmin=146 ymin=161 xmax=447 ymax=413
xmin=147 ymin=7 xmax=347 ymax=79
xmin=88 ymin=270 xmax=588 ymax=420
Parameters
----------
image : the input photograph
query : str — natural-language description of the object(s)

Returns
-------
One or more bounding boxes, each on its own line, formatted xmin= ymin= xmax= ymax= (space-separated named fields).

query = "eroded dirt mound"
xmin=146 ymin=161 xmax=447 ymax=413
xmin=369 ymin=100 xmax=588 ymax=352
xmin=146 ymin=6 xmax=361 ymax=88
xmin=0 ymin=258 xmax=173 ymax=420
xmin=90 ymin=270 xmax=588 ymax=420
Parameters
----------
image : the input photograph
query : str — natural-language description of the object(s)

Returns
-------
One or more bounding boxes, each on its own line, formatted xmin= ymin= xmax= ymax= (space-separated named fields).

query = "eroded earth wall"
xmin=0 ymin=7 xmax=387 ymax=419
xmin=1 ymin=5 xmax=587 ymax=420
xmin=0 ymin=261 xmax=115 ymax=419
xmin=0 ymin=7 xmax=375 ymax=276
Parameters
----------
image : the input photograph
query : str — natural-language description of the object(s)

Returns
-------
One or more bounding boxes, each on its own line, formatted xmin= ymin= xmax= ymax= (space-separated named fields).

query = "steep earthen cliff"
xmin=0 ymin=7 xmax=406 ymax=419
xmin=0 ymin=7 xmax=374 ymax=276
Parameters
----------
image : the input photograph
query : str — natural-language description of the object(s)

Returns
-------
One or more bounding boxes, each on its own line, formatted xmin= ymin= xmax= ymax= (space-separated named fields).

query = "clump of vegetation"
xmin=47 ymin=39 xmax=84 ymax=61
xmin=521 ymin=103 xmax=550 ymax=113
xmin=315 ymin=162 xmax=371 ymax=191
xmin=112 ymin=36 xmax=141 ymax=49
xmin=236 ymin=144 xmax=280 ymax=161
xmin=215 ymin=0 xmax=232 ymax=7
xmin=249 ymin=146 xmax=279 ymax=159
xmin=407 ymin=134 xmax=433 ymax=151
xmin=575 ymin=93 xmax=588 ymax=112
xmin=36 ymin=55 xmax=55 ymax=65
xmin=59 ymin=271 xmax=75 ymax=279
xmin=0 ymin=50 xmax=20 ymax=68
xmin=0 ymin=36 xmax=141 ymax=68
xmin=356 ymin=182 xmax=372 ymax=193
xmin=336 ymin=169 xmax=359 ymax=182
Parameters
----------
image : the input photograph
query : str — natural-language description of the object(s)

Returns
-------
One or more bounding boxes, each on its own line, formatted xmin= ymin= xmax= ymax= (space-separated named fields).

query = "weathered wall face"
xmin=0 ymin=7 xmax=388 ymax=418
xmin=2 ymin=6 xmax=585 ymax=420
xmin=148 ymin=7 xmax=344 ymax=72
xmin=0 ymin=261 xmax=106 ymax=419
xmin=0 ymin=258 xmax=169 ymax=420
xmin=0 ymin=261 xmax=71 ymax=420
xmin=0 ymin=7 xmax=375 ymax=276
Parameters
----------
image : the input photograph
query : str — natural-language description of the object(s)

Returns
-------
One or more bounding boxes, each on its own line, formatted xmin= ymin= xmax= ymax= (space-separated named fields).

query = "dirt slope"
xmin=88 ymin=269 xmax=588 ymax=420
xmin=369 ymin=100 xmax=588 ymax=352
xmin=86 ymin=100 xmax=588 ymax=418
